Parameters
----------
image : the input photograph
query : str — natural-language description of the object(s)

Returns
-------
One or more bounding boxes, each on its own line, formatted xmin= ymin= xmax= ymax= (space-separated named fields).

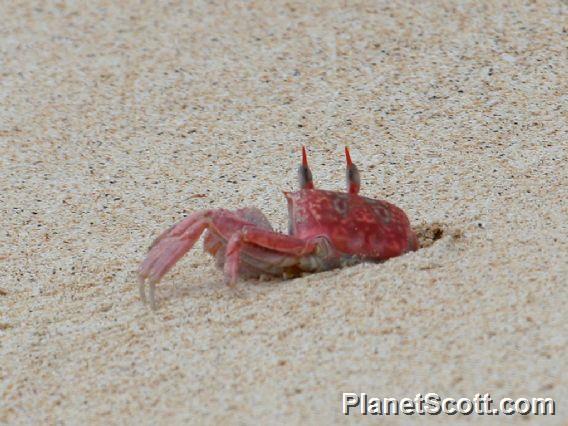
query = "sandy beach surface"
xmin=1 ymin=0 xmax=566 ymax=424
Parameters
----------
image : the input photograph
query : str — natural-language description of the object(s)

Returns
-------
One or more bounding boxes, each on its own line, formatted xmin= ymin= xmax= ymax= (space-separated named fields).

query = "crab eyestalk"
xmin=298 ymin=146 xmax=315 ymax=189
xmin=345 ymin=146 xmax=360 ymax=194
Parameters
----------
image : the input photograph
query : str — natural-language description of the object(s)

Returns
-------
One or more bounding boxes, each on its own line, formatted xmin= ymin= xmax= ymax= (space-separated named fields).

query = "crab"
xmin=138 ymin=147 xmax=418 ymax=308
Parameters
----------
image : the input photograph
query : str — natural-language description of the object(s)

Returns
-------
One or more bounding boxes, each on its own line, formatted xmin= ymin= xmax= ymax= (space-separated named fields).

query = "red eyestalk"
xmin=298 ymin=146 xmax=314 ymax=189
xmin=345 ymin=146 xmax=360 ymax=194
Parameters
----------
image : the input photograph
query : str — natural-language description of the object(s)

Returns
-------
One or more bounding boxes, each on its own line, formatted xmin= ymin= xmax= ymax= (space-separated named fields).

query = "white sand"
xmin=1 ymin=1 xmax=566 ymax=424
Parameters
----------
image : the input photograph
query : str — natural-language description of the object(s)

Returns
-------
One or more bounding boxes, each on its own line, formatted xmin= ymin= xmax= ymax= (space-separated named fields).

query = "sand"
xmin=1 ymin=0 xmax=567 ymax=424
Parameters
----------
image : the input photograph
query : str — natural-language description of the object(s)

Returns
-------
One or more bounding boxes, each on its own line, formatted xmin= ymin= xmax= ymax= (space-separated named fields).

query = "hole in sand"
xmin=415 ymin=222 xmax=462 ymax=248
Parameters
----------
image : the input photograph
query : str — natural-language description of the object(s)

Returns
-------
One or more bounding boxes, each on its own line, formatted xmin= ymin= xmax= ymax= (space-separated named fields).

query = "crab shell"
xmin=284 ymin=188 xmax=418 ymax=269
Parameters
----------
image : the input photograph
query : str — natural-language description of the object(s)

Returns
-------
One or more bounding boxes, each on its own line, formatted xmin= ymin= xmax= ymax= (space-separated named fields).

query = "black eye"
xmin=298 ymin=165 xmax=313 ymax=188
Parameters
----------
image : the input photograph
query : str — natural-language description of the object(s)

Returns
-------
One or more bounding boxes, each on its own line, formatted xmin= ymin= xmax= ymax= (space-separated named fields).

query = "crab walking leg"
xmin=223 ymin=227 xmax=319 ymax=286
xmin=138 ymin=211 xmax=213 ymax=307
xmin=138 ymin=209 xmax=279 ymax=308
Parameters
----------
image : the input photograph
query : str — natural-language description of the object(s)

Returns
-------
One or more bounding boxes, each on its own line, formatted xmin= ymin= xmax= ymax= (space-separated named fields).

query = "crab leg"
xmin=138 ymin=210 xmax=213 ymax=308
xmin=223 ymin=227 xmax=318 ymax=286
xmin=138 ymin=209 xmax=285 ymax=308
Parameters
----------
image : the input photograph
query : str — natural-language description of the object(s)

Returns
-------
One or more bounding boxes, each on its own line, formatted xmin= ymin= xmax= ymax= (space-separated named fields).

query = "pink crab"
xmin=138 ymin=147 xmax=418 ymax=308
